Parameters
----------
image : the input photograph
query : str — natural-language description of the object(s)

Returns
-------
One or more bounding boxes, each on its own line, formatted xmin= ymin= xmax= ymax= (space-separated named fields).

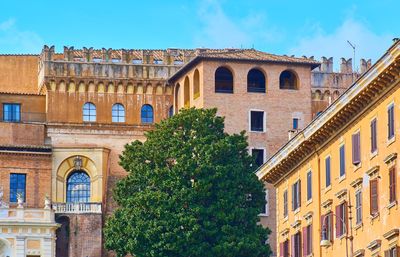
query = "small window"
xmin=389 ymin=167 xmax=397 ymax=204
xmin=9 ymin=173 xmax=26 ymax=202
xmin=293 ymin=118 xmax=299 ymax=130
xmin=292 ymin=180 xmax=301 ymax=211
xmin=352 ymin=132 xmax=361 ymax=165
xmin=141 ymin=104 xmax=154 ymax=124
xmin=261 ymin=188 xmax=269 ymax=215
xmin=283 ymin=190 xmax=288 ymax=218
xmin=339 ymin=145 xmax=345 ymax=177
xmin=388 ymin=104 xmax=395 ymax=140
xmin=83 ymin=102 xmax=96 ymax=122
xmin=215 ymin=67 xmax=233 ymax=93
xmin=371 ymin=118 xmax=377 ymax=153
xmin=304 ymin=224 xmax=312 ymax=255
xmin=321 ymin=212 xmax=333 ymax=242
xmin=168 ymin=106 xmax=174 ymax=118
xmin=370 ymin=179 xmax=379 ymax=215
xmin=279 ymin=70 xmax=298 ymax=90
xmin=250 ymin=111 xmax=264 ymax=132
xmin=325 ymin=156 xmax=331 ymax=187
xmin=355 ymin=190 xmax=362 ymax=224
xmin=252 ymin=148 xmax=265 ymax=167
xmin=247 ymin=68 xmax=266 ymax=93
xmin=335 ymin=202 xmax=347 ymax=237
xmin=282 ymin=240 xmax=289 ymax=257
xmin=307 ymin=170 xmax=312 ymax=201
xmin=112 ymin=104 xmax=125 ymax=123
xmin=292 ymin=232 xmax=301 ymax=257
xmin=3 ymin=103 xmax=21 ymax=122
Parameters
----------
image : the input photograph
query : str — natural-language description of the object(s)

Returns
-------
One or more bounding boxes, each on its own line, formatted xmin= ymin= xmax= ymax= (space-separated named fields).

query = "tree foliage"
xmin=104 ymin=108 xmax=271 ymax=257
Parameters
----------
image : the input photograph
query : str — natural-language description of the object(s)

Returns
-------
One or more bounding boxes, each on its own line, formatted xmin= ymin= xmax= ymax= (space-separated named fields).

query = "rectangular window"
xmin=307 ymin=170 xmax=312 ymax=201
xmin=371 ymin=118 xmax=377 ymax=153
xmin=385 ymin=247 xmax=399 ymax=257
xmin=283 ymin=190 xmax=288 ymax=218
xmin=370 ymin=179 xmax=379 ymax=215
xmin=292 ymin=180 xmax=301 ymax=211
xmin=352 ymin=132 xmax=361 ymax=165
xmin=293 ymin=118 xmax=299 ymax=130
xmin=3 ymin=103 xmax=21 ymax=122
xmin=355 ymin=190 xmax=362 ymax=225
xmin=280 ymin=240 xmax=290 ymax=257
xmin=335 ymin=202 xmax=347 ymax=238
xmin=303 ymin=224 xmax=312 ymax=255
xmin=325 ymin=156 xmax=331 ymax=187
xmin=389 ymin=167 xmax=397 ymax=204
xmin=388 ymin=103 xmax=395 ymax=140
xmin=252 ymin=148 xmax=265 ymax=167
xmin=339 ymin=145 xmax=345 ymax=177
xmin=9 ymin=173 xmax=26 ymax=202
xmin=292 ymin=232 xmax=302 ymax=257
xmin=321 ymin=212 xmax=333 ymax=242
xmin=261 ymin=189 xmax=269 ymax=215
xmin=250 ymin=111 xmax=264 ymax=132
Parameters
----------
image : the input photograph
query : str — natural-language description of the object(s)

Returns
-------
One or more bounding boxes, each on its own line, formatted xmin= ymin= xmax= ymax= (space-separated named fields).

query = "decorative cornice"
xmin=366 ymin=239 xmax=381 ymax=250
xmin=350 ymin=177 xmax=363 ymax=188
xmin=365 ymin=165 xmax=380 ymax=177
xmin=321 ymin=199 xmax=333 ymax=209
xmin=353 ymin=249 xmax=365 ymax=257
xmin=335 ymin=189 xmax=348 ymax=199
xmin=383 ymin=228 xmax=399 ymax=240
xmin=280 ymin=228 xmax=290 ymax=237
xmin=384 ymin=152 xmax=397 ymax=164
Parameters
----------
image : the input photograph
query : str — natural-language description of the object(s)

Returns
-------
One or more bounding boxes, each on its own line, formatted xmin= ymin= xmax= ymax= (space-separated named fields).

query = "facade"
xmin=0 ymin=45 xmax=359 ymax=257
xmin=257 ymin=39 xmax=400 ymax=257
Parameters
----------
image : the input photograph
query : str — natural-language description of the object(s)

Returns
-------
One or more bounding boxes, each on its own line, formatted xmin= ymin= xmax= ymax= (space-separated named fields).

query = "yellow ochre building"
xmin=257 ymin=39 xmax=400 ymax=257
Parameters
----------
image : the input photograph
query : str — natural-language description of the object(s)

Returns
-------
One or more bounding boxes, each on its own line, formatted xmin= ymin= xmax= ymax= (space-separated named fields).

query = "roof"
xmin=168 ymin=48 xmax=320 ymax=83
xmin=256 ymin=39 xmax=400 ymax=184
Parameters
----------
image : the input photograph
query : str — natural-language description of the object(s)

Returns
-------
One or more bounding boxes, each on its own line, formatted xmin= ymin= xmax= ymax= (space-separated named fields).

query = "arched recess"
xmin=175 ymin=83 xmax=181 ymax=111
xmin=184 ymin=76 xmax=190 ymax=108
xmin=0 ymin=238 xmax=12 ymax=257
xmin=55 ymin=216 xmax=70 ymax=257
xmin=193 ymin=69 xmax=200 ymax=99
xmin=247 ymin=68 xmax=266 ymax=93
xmin=279 ymin=70 xmax=298 ymax=90
xmin=55 ymin=155 xmax=101 ymax=203
xmin=215 ymin=66 xmax=233 ymax=93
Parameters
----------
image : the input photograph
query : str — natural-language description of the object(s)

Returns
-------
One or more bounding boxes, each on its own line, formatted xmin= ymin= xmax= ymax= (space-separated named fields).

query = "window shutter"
xmin=344 ymin=201 xmax=348 ymax=233
xmin=352 ymin=133 xmax=361 ymax=164
xmin=371 ymin=119 xmax=377 ymax=152
xmin=298 ymin=180 xmax=301 ymax=208
xmin=370 ymin=179 xmax=378 ymax=215
xmin=291 ymin=235 xmax=295 ymax=257
xmin=280 ymin=242 xmax=284 ymax=257
xmin=335 ymin=205 xmax=340 ymax=238
xmin=320 ymin=214 xmax=325 ymax=240
xmin=302 ymin=227 xmax=307 ymax=255
xmin=299 ymin=233 xmax=303 ymax=257
xmin=309 ymin=224 xmax=313 ymax=254
xmin=384 ymin=250 xmax=389 ymax=257
xmin=292 ymin=184 xmax=295 ymax=211
xmin=390 ymin=167 xmax=396 ymax=203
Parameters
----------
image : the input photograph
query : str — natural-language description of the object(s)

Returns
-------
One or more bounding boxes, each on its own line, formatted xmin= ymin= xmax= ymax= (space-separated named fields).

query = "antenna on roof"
xmin=347 ymin=40 xmax=356 ymax=81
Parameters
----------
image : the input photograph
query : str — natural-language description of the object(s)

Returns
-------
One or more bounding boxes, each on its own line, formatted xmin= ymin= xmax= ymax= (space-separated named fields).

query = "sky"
xmin=0 ymin=0 xmax=398 ymax=71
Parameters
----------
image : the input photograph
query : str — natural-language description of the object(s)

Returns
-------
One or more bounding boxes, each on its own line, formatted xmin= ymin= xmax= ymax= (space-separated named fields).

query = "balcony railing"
xmin=53 ymin=202 xmax=102 ymax=214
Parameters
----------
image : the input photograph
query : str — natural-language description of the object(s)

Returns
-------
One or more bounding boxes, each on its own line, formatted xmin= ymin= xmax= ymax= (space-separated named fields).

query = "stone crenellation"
xmin=313 ymin=56 xmax=372 ymax=74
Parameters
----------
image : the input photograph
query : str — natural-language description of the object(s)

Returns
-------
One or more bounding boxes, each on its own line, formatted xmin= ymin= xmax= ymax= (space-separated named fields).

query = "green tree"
xmin=104 ymin=108 xmax=271 ymax=257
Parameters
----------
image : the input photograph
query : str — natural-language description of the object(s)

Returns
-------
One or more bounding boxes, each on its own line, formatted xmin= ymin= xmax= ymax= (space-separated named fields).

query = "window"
xmin=370 ymin=179 xmax=379 ymax=215
xmin=281 ymin=240 xmax=289 ymax=257
xmin=370 ymin=118 xmax=377 ymax=153
xmin=292 ymin=232 xmax=301 ymax=257
xmin=247 ymin=68 xmax=266 ymax=93
xmin=3 ymin=103 xmax=21 ymax=122
xmin=352 ymin=131 xmax=361 ymax=165
xmin=66 ymin=171 xmax=90 ymax=203
xmin=335 ymin=202 xmax=347 ymax=237
xmin=215 ymin=67 xmax=233 ymax=93
xmin=292 ymin=180 xmax=301 ymax=211
xmin=193 ymin=69 xmax=200 ymax=99
xmin=279 ymin=70 xmax=298 ymax=90
xmin=83 ymin=102 xmax=96 ymax=122
xmin=355 ymin=190 xmax=362 ymax=225
xmin=389 ymin=167 xmax=397 ymax=204
xmin=339 ymin=145 xmax=345 ymax=177
xmin=168 ymin=106 xmax=174 ymax=118
xmin=307 ymin=170 xmax=312 ymax=201
xmin=388 ymin=103 xmax=395 ymax=140
xmin=293 ymin=118 xmax=299 ymax=130
xmin=252 ymin=148 xmax=265 ymax=167
xmin=385 ymin=247 xmax=399 ymax=257
xmin=321 ymin=212 xmax=333 ymax=242
xmin=250 ymin=111 xmax=264 ymax=132
xmin=283 ymin=190 xmax=288 ymax=218
xmin=261 ymin=188 xmax=269 ymax=215
xmin=112 ymin=103 xmax=125 ymax=122
xmin=325 ymin=156 xmax=331 ymax=187
xmin=141 ymin=104 xmax=154 ymax=124
xmin=303 ymin=224 xmax=312 ymax=255
xmin=9 ymin=173 xmax=26 ymax=202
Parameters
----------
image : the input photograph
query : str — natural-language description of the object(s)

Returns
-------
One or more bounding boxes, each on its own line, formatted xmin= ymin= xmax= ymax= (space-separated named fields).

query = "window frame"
xmin=352 ymin=131 xmax=361 ymax=165
xmin=111 ymin=103 xmax=125 ymax=123
xmin=370 ymin=118 xmax=377 ymax=154
xmin=251 ymin=147 xmax=266 ymax=168
xmin=293 ymin=118 xmax=299 ymax=130
xmin=339 ymin=144 xmax=346 ymax=178
xmin=9 ymin=173 xmax=26 ymax=203
xmin=387 ymin=102 xmax=395 ymax=140
xmin=3 ymin=103 xmax=21 ymax=122
xmin=141 ymin=104 xmax=154 ymax=124
xmin=325 ymin=156 xmax=331 ymax=188
xmin=292 ymin=180 xmax=301 ymax=211
xmin=306 ymin=170 xmax=312 ymax=201
xmin=355 ymin=190 xmax=362 ymax=225
xmin=249 ymin=110 xmax=266 ymax=132
xmin=370 ymin=178 xmax=379 ymax=215
xmin=215 ymin=66 xmax=234 ymax=93
xmin=389 ymin=166 xmax=397 ymax=204
xmin=66 ymin=171 xmax=91 ymax=203
xmin=247 ymin=68 xmax=266 ymax=93
xmin=279 ymin=70 xmax=298 ymax=90
xmin=283 ymin=189 xmax=288 ymax=218
xmin=82 ymin=102 xmax=96 ymax=122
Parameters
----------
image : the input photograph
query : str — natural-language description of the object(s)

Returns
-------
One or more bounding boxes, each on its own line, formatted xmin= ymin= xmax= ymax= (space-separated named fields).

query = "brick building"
xmin=0 ymin=45 xmax=360 ymax=257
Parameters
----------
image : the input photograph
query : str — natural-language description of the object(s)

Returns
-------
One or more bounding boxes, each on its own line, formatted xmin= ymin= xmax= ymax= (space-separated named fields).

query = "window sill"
xmin=387 ymin=201 xmax=397 ymax=210
xmin=387 ymin=137 xmax=396 ymax=146
xmin=282 ymin=216 xmax=288 ymax=223
xmin=370 ymin=150 xmax=378 ymax=160
xmin=305 ymin=253 xmax=314 ymax=257
xmin=215 ymin=91 xmax=234 ymax=94
xmin=354 ymin=222 xmax=363 ymax=230
xmin=337 ymin=234 xmax=346 ymax=240
xmin=370 ymin=212 xmax=379 ymax=221
xmin=324 ymin=185 xmax=332 ymax=193
xmin=338 ymin=175 xmax=346 ymax=183
xmin=250 ymin=130 xmax=265 ymax=133
xmin=293 ymin=208 xmax=300 ymax=214
xmin=258 ymin=213 xmax=269 ymax=217
xmin=353 ymin=163 xmax=362 ymax=172
xmin=306 ymin=199 xmax=313 ymax=206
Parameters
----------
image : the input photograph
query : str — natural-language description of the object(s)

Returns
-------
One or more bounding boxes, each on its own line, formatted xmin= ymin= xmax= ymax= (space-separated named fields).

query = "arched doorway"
xmin=0 ymin=238 xmax=12 ymax=257
xmin=55 ymin=216 xmax=70 ymax=257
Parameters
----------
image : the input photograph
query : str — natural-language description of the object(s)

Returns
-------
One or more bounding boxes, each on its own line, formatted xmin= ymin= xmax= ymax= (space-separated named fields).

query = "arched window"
xmin=141 ymin=104 xmax=154 ymax=124
xmin=66 ymin=171 xmax=90 ymax=203
xmin=247 ymin=68 xmax=266 ymax=93
xmin=279 ymin=70 xmax=298 ymax=90
xmin=215 ymin=67 xmax=233 ymax=93
xmin=83 ymin=102 xmax=96 ymax=122
xmin=112 ymin=103 xmax=125 ymax=122
xmin=193 ymin=69 xmax=200 ymax=99
xmin=168 ymin=106 xmax=174 ymax=118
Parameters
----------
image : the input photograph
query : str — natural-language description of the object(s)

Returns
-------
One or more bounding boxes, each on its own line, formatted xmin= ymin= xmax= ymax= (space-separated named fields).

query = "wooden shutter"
xmin=389 ymin=167 xmax=396 ymax=203
xmin=352 ymin=132 xmax=360 ymax=164
xmin=370 ymin=179 xmax=378 ymax=215
xmin=335 ymin=205 xmax=340 ymax=238
xmin=280 ymin=242 xmax=284 ymax=257
xmin=320 ymin=214 xmax=325 ymax=240
xmin=344 ymin=201 xmax=348 ymax=233
xmin=371 ymin=119 xmax=377 ymax=153
xmin=292 ymin=184 xmax=295 ymax=211
xmin=309 ymin=224 xmax=313 ymax=254
xmin=302 ymin=227 xmax=307 ymax=255
xmin=298 ymin=180 xmax=301 ymax=208
xmin=388 ymin=105 xmax=395 ymax=139
xmin=291 ymin=235 xmax=295 ymax=257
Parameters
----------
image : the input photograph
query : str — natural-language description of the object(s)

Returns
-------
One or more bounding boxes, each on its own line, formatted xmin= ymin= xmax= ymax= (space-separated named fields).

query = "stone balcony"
xmin=53 ymin=202 xmax=102 ymax=214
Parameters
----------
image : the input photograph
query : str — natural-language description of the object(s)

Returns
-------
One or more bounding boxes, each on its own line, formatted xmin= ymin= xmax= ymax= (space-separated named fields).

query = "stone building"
xmin=0 ymin=45 xmax=360 ymax=257
xmin=257 ymin=40 xmax=400 ymax=257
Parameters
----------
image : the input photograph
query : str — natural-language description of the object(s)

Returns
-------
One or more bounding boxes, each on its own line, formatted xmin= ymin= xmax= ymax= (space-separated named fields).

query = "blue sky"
xmin=0 ymin=0 xmax=398 ymax=71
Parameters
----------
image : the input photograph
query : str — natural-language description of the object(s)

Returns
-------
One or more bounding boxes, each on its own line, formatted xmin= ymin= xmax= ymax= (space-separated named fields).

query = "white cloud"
xmin=0 ymin=18 xmax=44 ymax=54
xmin=194 ymin=0 xmax=281 ymax=49
xmin=289 ymin=19 xmax=394 ymax=71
